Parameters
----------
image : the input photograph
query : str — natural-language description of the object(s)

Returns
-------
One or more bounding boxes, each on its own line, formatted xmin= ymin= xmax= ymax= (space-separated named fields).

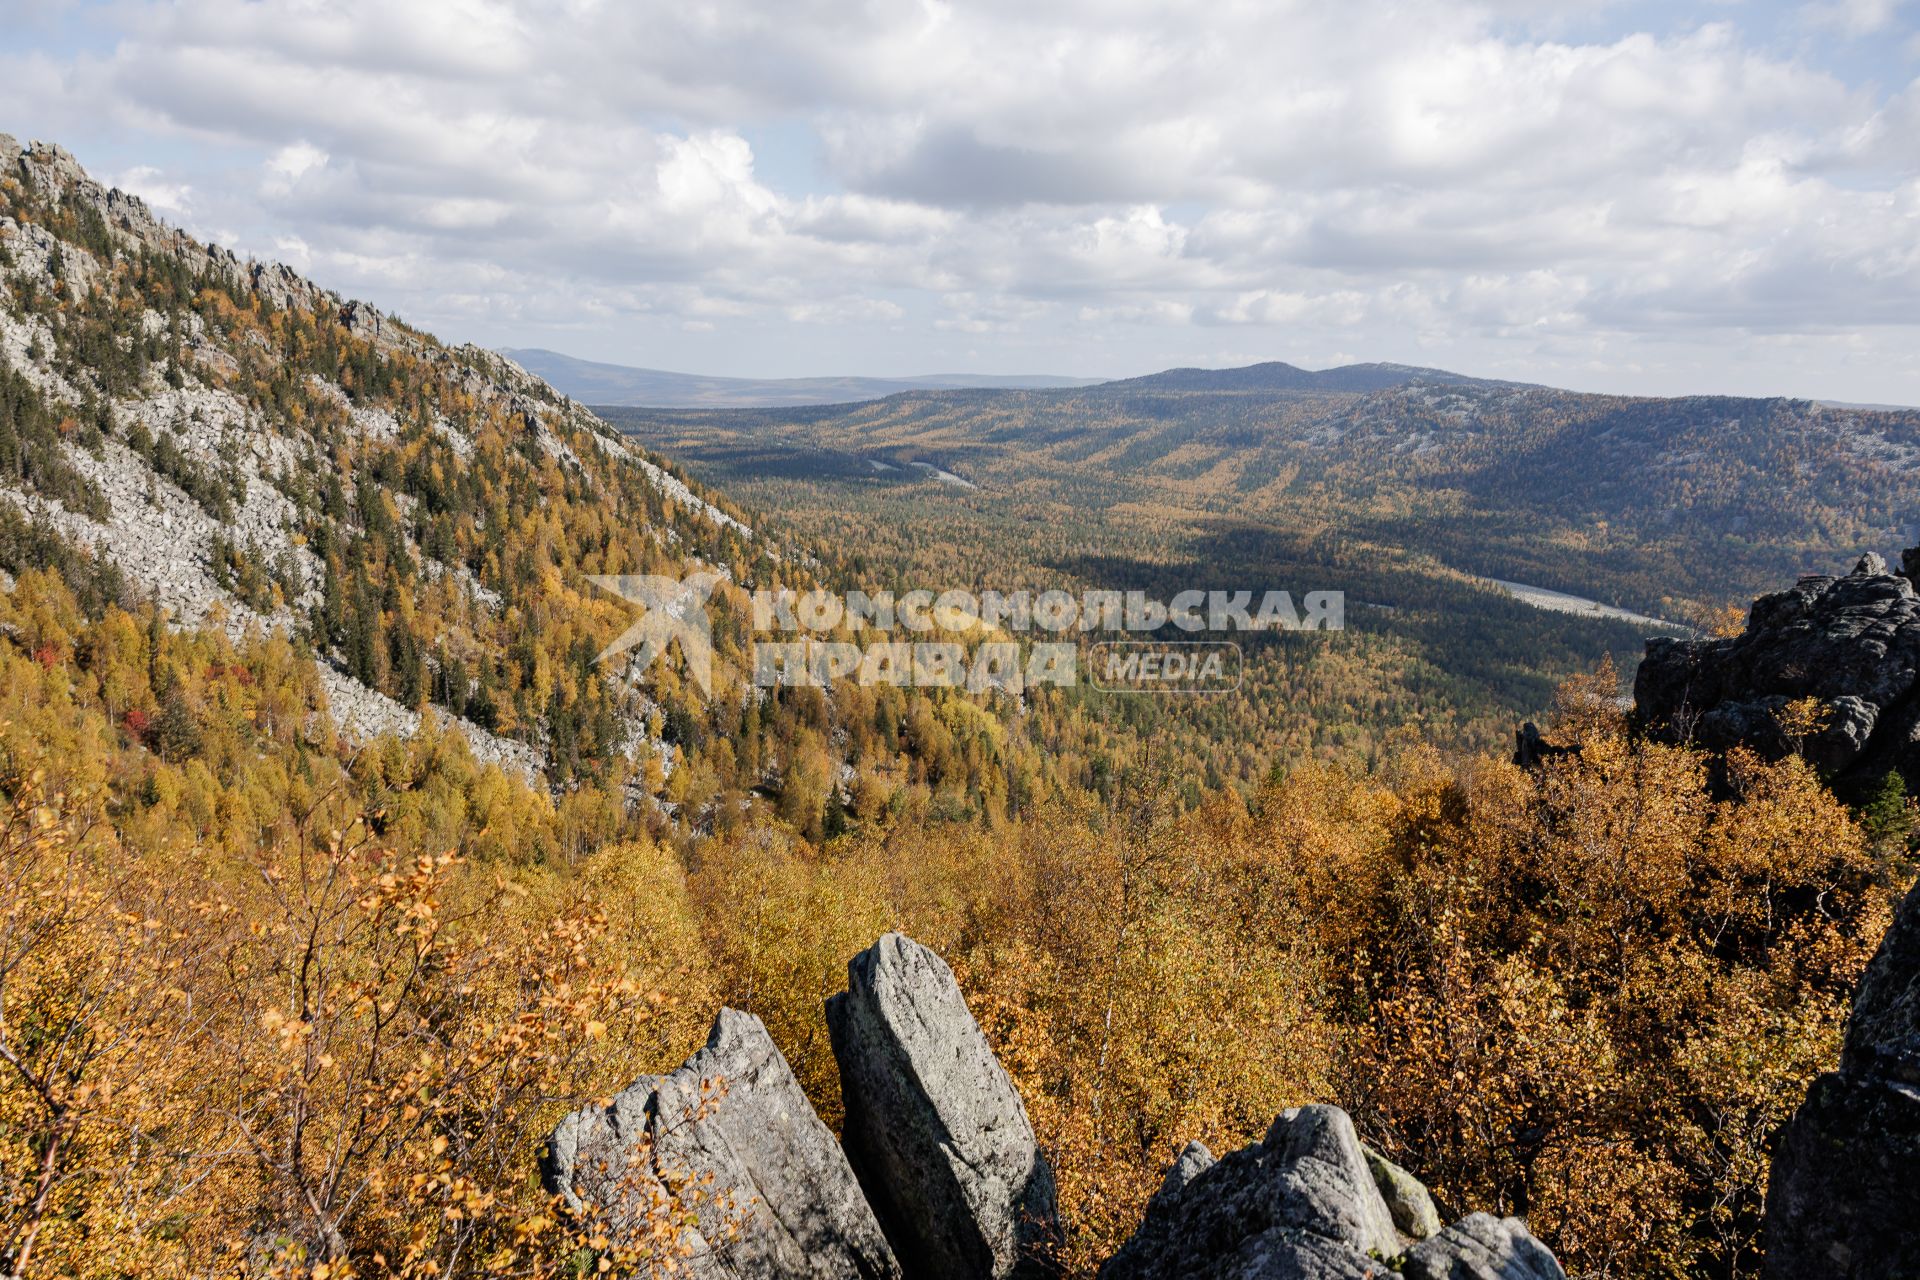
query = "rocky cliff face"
xmin=1635 ymin=552 xmax=1920 ymax=789
xmin=1765 ymin=876 xmax=1920 ymax=1280
xmin=557 ymin=934 xmax=1564 ymax=1280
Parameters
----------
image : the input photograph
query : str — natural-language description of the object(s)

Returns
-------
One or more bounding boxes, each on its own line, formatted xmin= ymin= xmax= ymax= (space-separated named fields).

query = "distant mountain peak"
xmin=1101 ymin=360 xmax=1516 ymax=394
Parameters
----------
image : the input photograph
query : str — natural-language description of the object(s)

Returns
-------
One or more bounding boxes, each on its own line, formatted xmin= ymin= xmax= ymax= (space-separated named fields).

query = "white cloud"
xmin=111 ymin=165 xmax=193 ymax=214
xmin=1803 ymin=0 xmax=1910 ymax=35
xmin=1079 ymin=299 xmax=1196 ymax=325
xmin=266 ymin=141 xmax=327 ymax=181
xmin=1206 ymin=291 xmax=1372 ymax=328
xmin=785 ymin=297 xmax=904 ymax=324
xmin=5 ymin=0 xmax=1918 ymax=396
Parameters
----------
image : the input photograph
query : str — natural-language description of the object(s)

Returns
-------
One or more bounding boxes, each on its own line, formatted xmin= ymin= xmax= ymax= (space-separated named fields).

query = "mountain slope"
xmin=0 ymin=137 xmax=1124 ymax=840
xmin=504 ymin=346 xmax=1100 ymax=407
xmin=0 ymin=137 xmax=772 ymax=787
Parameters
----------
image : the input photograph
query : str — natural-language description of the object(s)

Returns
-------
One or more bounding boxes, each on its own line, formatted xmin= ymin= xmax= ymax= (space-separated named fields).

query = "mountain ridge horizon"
xmin=510 ymin=345 xmax=1919 ymax=412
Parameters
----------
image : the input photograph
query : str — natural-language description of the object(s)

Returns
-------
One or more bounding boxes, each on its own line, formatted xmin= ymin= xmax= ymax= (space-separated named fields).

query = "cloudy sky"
xmin=4 ymin=0 xmax=1919 ymax=399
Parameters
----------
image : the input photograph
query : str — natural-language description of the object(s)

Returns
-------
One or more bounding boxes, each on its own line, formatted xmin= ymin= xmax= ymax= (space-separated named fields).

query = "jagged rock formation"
xmin=1101 ymin=1107 xmax=1563 ymax=1280
xmin=1400 ymin=1214 xmax=1567 ymax=1280
xmin=1100 ymin=1106 xmax=1399 ymax=1279
xmin=827 ymin=932 xmax=1061 ymax=1280
xmin=1635 ymin=551 xmax=1920 ymax=786
xmin=1764 ymin=875 xmax=1920 ymax=1279
xmin=547 ymin=935 xmax=1561 ymax=1280
xmin=542 ymin=935 xmax=1065 ymax=1280
xmin=543 ymin=1008 xmax=900 ymax=1280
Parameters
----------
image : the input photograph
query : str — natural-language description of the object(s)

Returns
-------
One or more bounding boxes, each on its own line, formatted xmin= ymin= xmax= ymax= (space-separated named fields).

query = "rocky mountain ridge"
xmin=0 ymin=136 xmax=760 ymax=786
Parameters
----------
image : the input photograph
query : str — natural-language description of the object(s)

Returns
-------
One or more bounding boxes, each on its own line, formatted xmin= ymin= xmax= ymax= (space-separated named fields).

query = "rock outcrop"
xmin=543 ymin=935 xmax=1061 ymax=1280
xmin=827 ymin=932 xmax=1061 ymax=1280
xmin=1512 ymin=722 xmax=1574 ymax=770
xmin=546 ymin=936 xmax=1562 ymax=1280
xmin=1764 ymin=876 xmax=1920 ymax=1280
xmin=1100 ymin=1105 xmax=1400 ymax=1279
xmin=543 ymin=1008 xmax=900 ymax=1280
xmin=1401 ymin=1214 xmax=1567 ymax=1280
xmin=1635 ymin=553 xmax=1920 ymax=786
xmin=1102 ymin=1107 xmax=1563 ymax=1280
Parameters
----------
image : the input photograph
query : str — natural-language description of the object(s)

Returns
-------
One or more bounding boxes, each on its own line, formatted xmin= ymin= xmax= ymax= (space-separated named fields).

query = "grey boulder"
xmin=1098 ymin=1105 xmax=1402 ymax=1280
xmin=827 ymin=932 xmax=1061 ymax=1280
xmin=1361 ymin=1146 xmax=1443 ymax=1241
xmin=543 ymin=1007 xmax=900 ymax=1280
xmin=1400 ymin=1214 xmax=1566 ymax=1280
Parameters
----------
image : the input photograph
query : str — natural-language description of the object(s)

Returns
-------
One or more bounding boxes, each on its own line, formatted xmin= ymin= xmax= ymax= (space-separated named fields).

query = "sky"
xmin=3 ymin=0 xmax=1919 ymax=401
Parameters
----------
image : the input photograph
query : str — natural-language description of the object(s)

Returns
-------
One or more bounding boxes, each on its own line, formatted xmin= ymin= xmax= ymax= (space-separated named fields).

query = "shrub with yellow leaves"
xmin=0 ymin=767 xmax=222 ymax=1277
xmin=1324 ymin=717 xmax=1888 ymax=1278
xmin=0 ymin=755 xmax=715 ymax=1278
